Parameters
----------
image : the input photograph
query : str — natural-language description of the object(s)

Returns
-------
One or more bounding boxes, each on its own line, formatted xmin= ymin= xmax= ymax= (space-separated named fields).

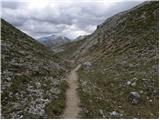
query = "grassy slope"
xmin=54 ymin=39 xmax=86 ymax=60
xmin=1 ymin=19 xmax=68 ymax=118
xmin=77 ymin=1 xmax=159 ymax=118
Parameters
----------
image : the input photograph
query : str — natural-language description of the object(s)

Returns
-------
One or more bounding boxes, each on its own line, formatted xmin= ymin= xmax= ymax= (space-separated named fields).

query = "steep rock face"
xmin=75 ymin=1 xmax=158 ymax=118
xmin=1 ymin=19 xmax=68 ymax=119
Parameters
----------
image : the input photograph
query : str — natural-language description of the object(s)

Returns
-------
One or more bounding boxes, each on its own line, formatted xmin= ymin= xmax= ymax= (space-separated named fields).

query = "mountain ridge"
xmin=38 ymin=34 xmax=71 ymax=48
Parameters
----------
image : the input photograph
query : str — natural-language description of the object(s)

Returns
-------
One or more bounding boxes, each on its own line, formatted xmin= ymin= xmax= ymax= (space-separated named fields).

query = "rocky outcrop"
xmin=128 ymin=92 xmax=141 ymax=104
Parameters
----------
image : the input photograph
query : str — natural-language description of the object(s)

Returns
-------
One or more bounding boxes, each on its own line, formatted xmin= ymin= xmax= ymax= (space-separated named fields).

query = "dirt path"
xmin=62 ymin=64 xmax=81 ymax=119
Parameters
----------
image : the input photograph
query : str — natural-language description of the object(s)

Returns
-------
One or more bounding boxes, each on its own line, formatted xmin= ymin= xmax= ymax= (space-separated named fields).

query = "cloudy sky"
xmin=1 ymin=0 xmax=145 ymax=39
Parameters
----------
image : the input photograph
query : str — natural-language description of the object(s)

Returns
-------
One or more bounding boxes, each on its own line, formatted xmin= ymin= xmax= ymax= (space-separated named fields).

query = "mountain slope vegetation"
xmin=1 ymin=19 xmax=68 ymax=119
xmin=69 ymin=1 xmax=158 ymax=118
xmin=1 ymin=1 xmax=159 ymax=119
xmin=54 ymin=38 xmax=87 ymax=60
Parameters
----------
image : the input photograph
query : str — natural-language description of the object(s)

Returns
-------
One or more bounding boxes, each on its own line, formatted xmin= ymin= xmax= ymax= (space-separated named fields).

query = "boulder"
xmin=110 ymin=111 xmax=120 ymax=117
xmin=128 ymin=91 xmax=140 ymax=105
xmin=83 ymin=61 xmax=92 ymax=69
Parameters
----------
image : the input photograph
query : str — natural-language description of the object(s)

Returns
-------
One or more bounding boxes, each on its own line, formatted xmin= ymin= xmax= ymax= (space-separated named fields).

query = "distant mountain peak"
xmin=38 ymin=34 xmax=71 ymax=48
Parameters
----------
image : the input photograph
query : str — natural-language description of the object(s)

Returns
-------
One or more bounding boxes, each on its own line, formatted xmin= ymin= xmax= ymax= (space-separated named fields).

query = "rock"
xmin=133 ymin=78 xmax=138 ymax=81
xmin=118 ymin=105 xmax=122 ymax=108
xmin=6 ymin=77 xmax=12 ymax=81
xmin=19 ymin=115 xmax=23 ymax=118
xmin=103 ymin=68 xmax=107 ymax=71
xmin=18 ymin=50 xmax=25 ymax=55
xmin=140 ymin=90 xmax=143 ymax=94
xmin=146 ymin=96 xmax=149 ymax=100
xmin=127 ymin=81 xmax=131 ymax=85
xmin=153 ymin=89 xmax=158 ymax=95
xmin=131 ymin=82 xmax=136 ymax=87
xmin=128 ymin=91 xmax=140 ymax=104
xmin=83 ymin=61 xmax=92 ymax=69
xmin=36 ymin=82 xmax=41 ymax=88
xmin=110 ymin=111 xmax=119 ymax=117
xmin=99 ymin=109 xmax=103 ymax=115
xmin=126 ymin=80 xmax=136 ymax=87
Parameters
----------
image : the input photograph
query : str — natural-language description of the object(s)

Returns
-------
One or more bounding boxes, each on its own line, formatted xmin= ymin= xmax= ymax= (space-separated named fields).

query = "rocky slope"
xmin=70 ymin=1 xmax=158 ymax=118
xmin=1 ymin=19 xmax=69 ymax=119
xmin=38 ymin=34 xmax=70 ymax=51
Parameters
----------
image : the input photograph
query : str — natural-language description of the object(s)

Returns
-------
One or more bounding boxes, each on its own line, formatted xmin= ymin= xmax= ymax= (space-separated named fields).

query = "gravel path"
xmin=62 ymin=64 xmax=81 ymax=118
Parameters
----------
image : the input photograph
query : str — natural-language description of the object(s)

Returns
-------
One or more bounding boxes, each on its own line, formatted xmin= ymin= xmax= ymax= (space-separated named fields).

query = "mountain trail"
xmin=62 ymin=64 xmax=81 ymax=119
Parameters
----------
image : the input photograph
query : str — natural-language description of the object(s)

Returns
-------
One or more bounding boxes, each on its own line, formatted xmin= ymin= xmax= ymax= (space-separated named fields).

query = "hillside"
xmin=54 ymin=37 xmax=88 ymax=60
xmin=69 ymin=1 xmax=159 ymax=118
xmin=1 ymin=19 xmax=68 ymax=119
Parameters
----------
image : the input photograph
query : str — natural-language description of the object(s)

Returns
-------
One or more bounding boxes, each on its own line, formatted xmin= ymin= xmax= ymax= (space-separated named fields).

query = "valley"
xmin=1 ymin=1 xmax=159 ymax=119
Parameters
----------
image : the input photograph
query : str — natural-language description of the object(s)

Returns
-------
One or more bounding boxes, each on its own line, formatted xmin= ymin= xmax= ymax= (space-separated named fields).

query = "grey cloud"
xmin=2 ymin=1 xmax=21 ymax=9
xmin=1 ymin=0 xmax=145 ymax=39
xmin=31 ymin=15 xmax=73 ymax=25
xmin=4 ymin=16 xmax=27 ymax=27
xmin=18 ymin=19 xmax=70 ymax=38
